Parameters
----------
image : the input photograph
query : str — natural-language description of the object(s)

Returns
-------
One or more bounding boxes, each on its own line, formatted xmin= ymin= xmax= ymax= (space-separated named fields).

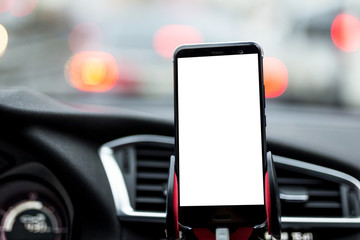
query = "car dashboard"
xmin=0 ymin=88 xmax=360 ymax=240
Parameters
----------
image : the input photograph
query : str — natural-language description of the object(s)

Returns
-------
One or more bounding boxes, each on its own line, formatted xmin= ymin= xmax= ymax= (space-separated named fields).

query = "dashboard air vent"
xmin=276 ymin=161 xmax=360 ymax=218
xmin=134 ymin=143 xmax=173 ymax=212
xmin=102 ymin=135 xmax=360 ymax=226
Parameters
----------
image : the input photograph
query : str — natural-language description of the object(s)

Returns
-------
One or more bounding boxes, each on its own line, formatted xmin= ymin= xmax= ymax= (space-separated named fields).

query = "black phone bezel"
xmin=173 ymin=42 xmax=267 ymax=228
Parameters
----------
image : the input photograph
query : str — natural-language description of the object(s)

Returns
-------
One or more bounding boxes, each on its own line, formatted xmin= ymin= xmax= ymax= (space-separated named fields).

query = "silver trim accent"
xmin=281 ymin=216 xmax=360 ymax=228
xmin=273 ymin=155 xmax=360 ymax=191
xmin=279 ymin=193 xmax=309 ymax=202
xmin=99 ymin=135 xmax=173 ymax=219
xmin=281 ymin=217 xmax=360 ymax=224
xmin=99 ymin=134 xmax=360 ymax=226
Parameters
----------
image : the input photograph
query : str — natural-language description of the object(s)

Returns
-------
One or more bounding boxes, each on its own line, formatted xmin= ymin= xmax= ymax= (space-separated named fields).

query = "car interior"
xmin=1 ymin=1 xmax=360 ymax=240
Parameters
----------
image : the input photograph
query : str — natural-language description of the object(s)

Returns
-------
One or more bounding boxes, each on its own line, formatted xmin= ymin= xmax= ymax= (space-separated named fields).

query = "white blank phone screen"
xmin=178 ymin=53 xmax=264 ymax=207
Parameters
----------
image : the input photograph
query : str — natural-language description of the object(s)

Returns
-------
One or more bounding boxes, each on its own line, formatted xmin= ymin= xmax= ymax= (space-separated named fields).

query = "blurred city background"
xmin=1 ymin=0 xmax=360 ymax=109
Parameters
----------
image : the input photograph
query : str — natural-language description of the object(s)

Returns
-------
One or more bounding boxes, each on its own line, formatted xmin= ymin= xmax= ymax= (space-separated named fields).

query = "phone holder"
xmin=165 ymin=152 xmax=281 ymax=240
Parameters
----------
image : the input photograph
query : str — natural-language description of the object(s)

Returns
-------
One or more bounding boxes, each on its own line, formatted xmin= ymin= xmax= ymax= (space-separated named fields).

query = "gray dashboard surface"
xmin=1 ymin=87 xmax=359 ymax=178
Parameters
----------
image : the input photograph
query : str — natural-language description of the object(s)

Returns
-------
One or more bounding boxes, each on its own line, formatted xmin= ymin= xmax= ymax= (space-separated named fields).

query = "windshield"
xmin=1 ymin=0 xmax=360 ymax=109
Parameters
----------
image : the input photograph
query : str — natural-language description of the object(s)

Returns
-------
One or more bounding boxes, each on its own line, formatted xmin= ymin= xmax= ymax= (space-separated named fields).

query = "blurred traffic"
xmin=0 ymin=0 xmax=360 ymax=107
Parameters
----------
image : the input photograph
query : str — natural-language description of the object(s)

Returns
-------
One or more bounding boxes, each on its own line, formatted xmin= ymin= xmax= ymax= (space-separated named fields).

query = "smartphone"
xmin=174 ymin=42 xmax=267 ymax=227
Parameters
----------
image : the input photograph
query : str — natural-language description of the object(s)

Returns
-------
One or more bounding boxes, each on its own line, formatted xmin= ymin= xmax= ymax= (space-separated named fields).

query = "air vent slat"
xmin=137 ymin=172 xmax=168 ymax=180
xmin=278 ymin=178 xmax=324 ymax=185
xmin=136 ymin=149 xmax=173 ymax=158
xmin=308 ymin=189 xmax=340 ymax=197
xmin=137 ymin=184 xmax=164 ymax=192
xmin=304 ymin=202 xmax=341 ymax=209
xmin=136 ymin=197 xmax=166 ymax=204
xmin=137 ymin=160 xmax=170 ymax=168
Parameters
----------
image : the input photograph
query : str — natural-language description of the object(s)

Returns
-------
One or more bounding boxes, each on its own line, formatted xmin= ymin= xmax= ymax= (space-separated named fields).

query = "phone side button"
xmin=265 ymin=115 xmax=267 ymax=127
xmin=263 ymin=85 xmax=266 ymax=108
